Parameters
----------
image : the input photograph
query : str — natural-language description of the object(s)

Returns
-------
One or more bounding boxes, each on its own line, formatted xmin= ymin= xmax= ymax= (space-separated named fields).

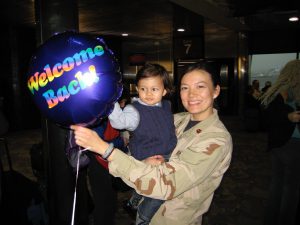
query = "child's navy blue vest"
xmin=129 ymin=100 xmax=177 ymax=160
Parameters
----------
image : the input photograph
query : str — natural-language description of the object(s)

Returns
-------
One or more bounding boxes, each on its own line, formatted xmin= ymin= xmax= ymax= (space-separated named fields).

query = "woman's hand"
xmin=143 ymin=155 xmax=165 ymax=166
xmin=288 ymin=111 xmax=300 ymax=123
xmin=71 ymin=125 xmax=109 ymax=155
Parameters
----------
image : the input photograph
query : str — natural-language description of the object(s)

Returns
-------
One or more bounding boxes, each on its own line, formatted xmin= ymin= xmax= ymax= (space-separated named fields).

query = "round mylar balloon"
xmin=26 ymin=31 xmax=123 ymax=127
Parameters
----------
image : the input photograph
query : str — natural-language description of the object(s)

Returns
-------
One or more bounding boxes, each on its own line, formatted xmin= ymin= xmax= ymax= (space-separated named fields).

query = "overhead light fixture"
xmin=289 ymin=16 xmax=299 ymax=22
xmin=177 ymin=28 xmax=185 ymax=32
xmin=122 ymin=33 xmax=129 ymax=36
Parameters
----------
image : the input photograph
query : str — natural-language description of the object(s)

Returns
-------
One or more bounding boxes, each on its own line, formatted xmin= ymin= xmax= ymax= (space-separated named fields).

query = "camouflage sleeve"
xmin=109 ymin=132 xmax=231 ymax=200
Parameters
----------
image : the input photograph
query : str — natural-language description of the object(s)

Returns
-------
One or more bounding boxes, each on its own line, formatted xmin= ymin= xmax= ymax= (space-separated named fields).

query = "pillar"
xmin=34 ymin=0 xmax=89 ymax=224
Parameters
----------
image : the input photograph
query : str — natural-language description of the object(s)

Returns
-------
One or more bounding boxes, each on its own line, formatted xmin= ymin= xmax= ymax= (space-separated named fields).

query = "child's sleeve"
xmin=109 ymin=102 xmax=140 ymax=131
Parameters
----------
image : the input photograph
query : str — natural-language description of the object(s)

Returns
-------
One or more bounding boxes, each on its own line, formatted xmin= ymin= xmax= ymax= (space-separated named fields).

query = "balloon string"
xmin=71 ymin=147 xmax=90 ymax=225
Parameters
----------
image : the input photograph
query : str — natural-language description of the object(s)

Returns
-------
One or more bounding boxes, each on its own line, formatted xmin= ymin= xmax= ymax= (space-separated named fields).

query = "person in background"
xmin=251 ymin=79 xmax=262 ymax=99
xmin=244 ymin=84 xmax=262 ymax=131
xmin=116 ymin=86 xmax=131 ymax=153
xmin=245 ymin=84 xmax=261 ymax=108
xmin=0 ymin=97 xmax=9 ymax=136
xmin=71 ymin=62 xmax=233 ymax=225
xmin=108 ymin=63 xmax=177 ymax=225
xmin=260 ymin=59 xmax=300 ymax=225
xmin=64 ymin=87 xmax=131 ymax=225
xmin=261 ymin=81 xmax=272 ymax=94
xmin=0 ymin=97 xmax=9 ymax=205
xmin=86 ymin=119 xmax=123 ymax=225
xmin=87 ymin=87 xmax=131 ymax=225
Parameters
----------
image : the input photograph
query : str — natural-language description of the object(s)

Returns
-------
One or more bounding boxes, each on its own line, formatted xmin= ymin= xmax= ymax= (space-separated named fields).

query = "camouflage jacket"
xmin=109 ymin=109 xmax=232 ymax=225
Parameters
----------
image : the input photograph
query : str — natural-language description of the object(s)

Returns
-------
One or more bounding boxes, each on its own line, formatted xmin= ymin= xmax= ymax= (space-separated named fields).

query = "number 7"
xmin=184 ymin=43 xmax=191 ymax=55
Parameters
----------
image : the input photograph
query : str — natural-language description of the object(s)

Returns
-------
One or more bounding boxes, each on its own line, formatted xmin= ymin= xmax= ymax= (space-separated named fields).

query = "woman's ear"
xmin=213 ymin=85 xmax=221 ymax=99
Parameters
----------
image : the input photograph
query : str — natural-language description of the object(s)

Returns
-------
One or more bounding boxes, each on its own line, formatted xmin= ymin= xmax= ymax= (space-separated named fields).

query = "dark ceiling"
xmin=1 ymin=0 xmax=300 ymax=40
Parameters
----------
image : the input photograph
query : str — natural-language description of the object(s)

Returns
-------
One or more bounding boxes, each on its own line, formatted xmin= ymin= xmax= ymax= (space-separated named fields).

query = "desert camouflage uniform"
xmin=109 ymin=109 xmax=232 ymax=225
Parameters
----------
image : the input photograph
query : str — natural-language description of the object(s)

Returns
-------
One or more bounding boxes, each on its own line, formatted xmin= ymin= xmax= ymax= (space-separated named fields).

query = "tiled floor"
xmin=1 ymin=116 xmax=273 ymax=225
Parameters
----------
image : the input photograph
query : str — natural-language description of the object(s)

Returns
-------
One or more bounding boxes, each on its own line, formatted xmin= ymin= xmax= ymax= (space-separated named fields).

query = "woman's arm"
xmin=71 ymin=125 xmax=232 ymax=200
xmin=109 ymin=134 xmax=232 ymax=200
xmin=71 ymin=125 xmax=111 ymax=157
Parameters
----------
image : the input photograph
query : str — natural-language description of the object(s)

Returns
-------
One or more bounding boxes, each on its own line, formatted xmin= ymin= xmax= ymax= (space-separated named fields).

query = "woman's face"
xmin=180 ymin=69 xmax=220 ymax=121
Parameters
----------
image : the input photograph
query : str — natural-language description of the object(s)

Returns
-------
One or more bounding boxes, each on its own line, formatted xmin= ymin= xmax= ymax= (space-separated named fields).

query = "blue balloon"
xmin=26 ymin=31 xmax=122 ymax=127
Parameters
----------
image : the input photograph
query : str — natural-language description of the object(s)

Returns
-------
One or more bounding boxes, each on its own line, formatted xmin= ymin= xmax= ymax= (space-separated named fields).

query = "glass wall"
xmin=249 ymin=53 xmax=298 ymax=89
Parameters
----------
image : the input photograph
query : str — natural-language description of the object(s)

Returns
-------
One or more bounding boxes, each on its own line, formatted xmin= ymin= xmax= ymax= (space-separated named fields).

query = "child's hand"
xmin=122 ymin=137 xmax=129 ymax=146
xmin=121 ymin=131 xmax=130 ymax=146
xmin=143 ymin=155 xmax=165 ymax=165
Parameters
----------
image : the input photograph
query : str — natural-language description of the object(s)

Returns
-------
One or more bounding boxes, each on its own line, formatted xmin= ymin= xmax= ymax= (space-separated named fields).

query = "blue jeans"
xmin=136 ymin=196 xmax=164 ymax=225
xmin=134 ymin=154 xmax=170 ymax=225
xmin=264 ymin=138 xmax=300 ymax=225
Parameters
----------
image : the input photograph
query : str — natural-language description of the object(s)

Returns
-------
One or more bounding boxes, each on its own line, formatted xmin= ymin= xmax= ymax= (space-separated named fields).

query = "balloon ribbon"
xmin=71 ymin=147 xmax=90 ymax=225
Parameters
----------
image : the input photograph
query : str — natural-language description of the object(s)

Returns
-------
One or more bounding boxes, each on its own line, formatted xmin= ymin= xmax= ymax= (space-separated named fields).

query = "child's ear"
xmin=163 ymin=89 xmax=167 ymax=96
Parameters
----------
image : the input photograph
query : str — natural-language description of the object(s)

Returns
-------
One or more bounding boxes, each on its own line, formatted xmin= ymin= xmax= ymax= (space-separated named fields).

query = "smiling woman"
xmin=71 ymin=62 xmax=232 ymax=225
xmin=180 ymin=65 xmax=220 ymax=121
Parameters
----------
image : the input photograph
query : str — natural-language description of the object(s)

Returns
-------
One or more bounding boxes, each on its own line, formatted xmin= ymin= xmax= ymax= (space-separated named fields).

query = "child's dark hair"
xmin=182 ymin=62 xmax=221 ymax=87
xmin=135 ymin=63 xmax=174 ymax=95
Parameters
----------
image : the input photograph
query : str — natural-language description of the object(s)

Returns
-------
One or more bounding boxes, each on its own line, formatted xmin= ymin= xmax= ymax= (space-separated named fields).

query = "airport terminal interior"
xmin=0 ymin=0 xmax=300 ymax=224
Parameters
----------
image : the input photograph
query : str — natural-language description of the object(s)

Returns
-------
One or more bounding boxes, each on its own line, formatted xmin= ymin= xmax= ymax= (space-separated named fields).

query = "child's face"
xmin=136 ymin=76 xmax=167 ymax=106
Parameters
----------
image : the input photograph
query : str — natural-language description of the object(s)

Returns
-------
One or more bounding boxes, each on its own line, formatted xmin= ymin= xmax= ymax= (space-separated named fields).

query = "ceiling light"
xmin=177 ymin=28 xmax=185 ymax=32
xmin=122 ymin=33 xmax=129 ymax=36
xmin=289 ymin=16 xmax=299 ymax=22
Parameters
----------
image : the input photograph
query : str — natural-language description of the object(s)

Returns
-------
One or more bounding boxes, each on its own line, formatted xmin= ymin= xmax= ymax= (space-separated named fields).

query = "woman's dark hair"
xmin=135 ymin=63 xmax=174 ymax=95
xmin=181 ymin=62 xmax=221 ymax=87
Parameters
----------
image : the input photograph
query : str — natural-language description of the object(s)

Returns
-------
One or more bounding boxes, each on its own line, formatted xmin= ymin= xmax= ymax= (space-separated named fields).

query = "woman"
xmin=260 ymin=59 xmax=300 ymax=225
xmin=71 ymin=63 xmax=233 ymax=225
